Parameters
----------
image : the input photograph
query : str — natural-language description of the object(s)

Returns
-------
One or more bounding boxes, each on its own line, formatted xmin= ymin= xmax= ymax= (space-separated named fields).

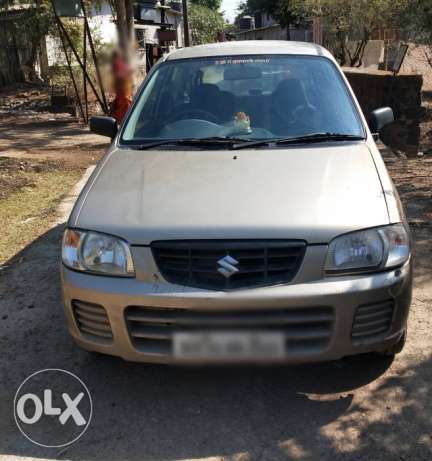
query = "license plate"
xmin=173 ymin=331 xmax=285 ymax=360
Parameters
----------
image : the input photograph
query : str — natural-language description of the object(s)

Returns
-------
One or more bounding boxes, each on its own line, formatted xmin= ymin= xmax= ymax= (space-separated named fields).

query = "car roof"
xmin=165 ymin=40 xmax=334 ymax=61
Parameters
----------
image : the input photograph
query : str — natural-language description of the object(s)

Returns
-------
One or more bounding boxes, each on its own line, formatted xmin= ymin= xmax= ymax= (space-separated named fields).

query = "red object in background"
xmin=111 ymin=52 xmax=133 ymax=123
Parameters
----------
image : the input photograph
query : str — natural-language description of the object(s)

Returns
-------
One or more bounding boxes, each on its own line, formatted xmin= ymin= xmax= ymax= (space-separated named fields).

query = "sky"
xmin=221 ymin=0 xmax=241 ymax=22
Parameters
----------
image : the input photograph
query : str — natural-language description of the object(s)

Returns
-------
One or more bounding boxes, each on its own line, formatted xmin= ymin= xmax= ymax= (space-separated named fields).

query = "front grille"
xmin=351 ymin=300 xmax=394 ymax=343
xmin=72 ymin=300 xmax=113 ymax=342
xmin=151 ymin=240 xmax=306 ymax=290
xmin=125 ymin=306 xmax=334 ymax=356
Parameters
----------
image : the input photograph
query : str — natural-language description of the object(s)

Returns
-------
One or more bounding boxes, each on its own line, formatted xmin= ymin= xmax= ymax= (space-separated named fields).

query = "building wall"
xmin=139 ymin=11 xmax=183 ymax=48
xmin=236 ymin=24 xmax=313 ymax=42
xmin=88 ymin=3 xmax=117 ymax=45
xmin=400 ymin=44 xmax=432 ymax=92
xmin=135 ymin=2 xmax=183 ymax=48
xmin=46 ymin=6 xmax=117 ymax=68
xmin=345 ymin=40 xmax=384 ymax=70
xmin=46 ymin=1 xmax=183 ymax=68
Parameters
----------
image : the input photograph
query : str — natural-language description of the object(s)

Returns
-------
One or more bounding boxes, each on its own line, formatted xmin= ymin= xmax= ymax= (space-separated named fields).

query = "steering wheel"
xmin=293 ymin=105 xmax=320 ymax=129
xmin=274 ymin=103 xmax=319 ymax=132
xmin=167 ymin=108 xmax=219 ymax=125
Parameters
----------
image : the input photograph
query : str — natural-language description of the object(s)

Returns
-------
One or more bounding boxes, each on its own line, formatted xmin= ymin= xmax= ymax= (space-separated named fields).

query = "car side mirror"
xmin=369 ymin=107 xmax=394 ymax=139
xmin=90 ymin=116 xmax=118 ymax=139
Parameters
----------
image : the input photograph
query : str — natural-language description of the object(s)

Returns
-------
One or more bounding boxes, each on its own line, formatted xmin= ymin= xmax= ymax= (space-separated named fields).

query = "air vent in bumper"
xmin=151 ymin=240 xmax=306 ymax=291
xmin=125 ymin=306 xmax=334 ymax=356
xmin=72 ymin=300 xmax=113 ymax=342
xmin=351 ymin=300 xmax=394 ymax=343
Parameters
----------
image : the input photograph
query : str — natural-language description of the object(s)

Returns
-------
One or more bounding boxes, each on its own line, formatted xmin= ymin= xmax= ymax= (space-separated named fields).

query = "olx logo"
xmin=14 ymin=369 xmax=92 ymax=448
xmin=16 ymin=389 xmax=86 ymax=426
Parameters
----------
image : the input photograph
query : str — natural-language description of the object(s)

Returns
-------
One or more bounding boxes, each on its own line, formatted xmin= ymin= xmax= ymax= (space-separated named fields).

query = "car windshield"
xmin=121 ymin=55 xmax=365 ymax=144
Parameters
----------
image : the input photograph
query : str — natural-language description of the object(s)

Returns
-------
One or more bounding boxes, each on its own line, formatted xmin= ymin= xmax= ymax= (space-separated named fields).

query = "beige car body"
xmin=61 ymin=41 xmax=412 ymax=363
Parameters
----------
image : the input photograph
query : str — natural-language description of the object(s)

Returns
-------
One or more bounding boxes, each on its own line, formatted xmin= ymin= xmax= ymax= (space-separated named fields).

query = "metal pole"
xmin=80 ymin=0 xmax=109 ymax=113
xmin=182 ymin=0 xmax=190 ymax=47
xmin=55 ymin=18 xmax=85 ymax=121
xmin=83 ymin=20 xmax=88 ymax=122
xmin=50 ymin=0 xmax=106 ymax=113
xmin=57 ymin=19 xmax=107 ymax=113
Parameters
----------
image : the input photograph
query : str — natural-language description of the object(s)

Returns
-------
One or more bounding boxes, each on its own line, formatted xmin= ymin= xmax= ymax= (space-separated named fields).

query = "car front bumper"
xmin=61 ymin=254 xmax=412 ymax=364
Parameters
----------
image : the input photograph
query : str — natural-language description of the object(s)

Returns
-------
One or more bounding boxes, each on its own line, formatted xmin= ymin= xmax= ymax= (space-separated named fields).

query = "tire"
xmin=377 ymin=330 xmax=407 ymax=356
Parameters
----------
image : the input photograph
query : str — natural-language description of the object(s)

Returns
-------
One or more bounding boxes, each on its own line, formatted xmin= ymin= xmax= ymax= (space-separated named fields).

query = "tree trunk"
xmin=114 ymin=0 xmax=128 ymax=55
xmin=350 ymin=40 xmax=367 ymax=67
xmin=336 ymin=32 xmax=347 ymax=66
xmin=114 ymin=0 xmax=135 ymax=63
xmin=125 ymin=0 xmax=135 ymax=59
xmin=24 ymin=41 xmax=39 ymax=81
xmin=24 ymin=0 xmax=42 ymax=81
xmin=350 ymin=29 xmax=370 ymax=67
xmin=39 ymin=36 xmax=49 ymax=81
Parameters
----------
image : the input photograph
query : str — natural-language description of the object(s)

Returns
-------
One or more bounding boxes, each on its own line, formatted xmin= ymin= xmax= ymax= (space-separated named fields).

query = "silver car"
xmin=61 ymin=41 xmax=412 ymax=364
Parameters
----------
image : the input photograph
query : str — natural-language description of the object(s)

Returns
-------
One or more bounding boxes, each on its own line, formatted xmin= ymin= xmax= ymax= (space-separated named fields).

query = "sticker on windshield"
xmin=214 ymin=57 xmax=270 ymax=65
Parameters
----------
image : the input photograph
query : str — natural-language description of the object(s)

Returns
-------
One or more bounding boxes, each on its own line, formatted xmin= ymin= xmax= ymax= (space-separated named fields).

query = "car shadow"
xmin=0 ymin=225 xmax=430 ymax=461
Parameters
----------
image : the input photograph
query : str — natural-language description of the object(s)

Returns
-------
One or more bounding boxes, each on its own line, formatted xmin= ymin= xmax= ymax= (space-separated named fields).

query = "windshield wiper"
xmin=232 ymin=133 xmax=365 ymax=150
xmin=131 ymin=137 xmax=250 ymax=150
xmin=127 ymin=133 xmax=364 ymax=150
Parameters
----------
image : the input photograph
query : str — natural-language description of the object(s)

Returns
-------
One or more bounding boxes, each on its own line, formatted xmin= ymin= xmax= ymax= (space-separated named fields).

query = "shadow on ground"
xmin=0 ymin=225 xmax=431 ymax=460
xmin=0 ymin=117 xmax=108 ymax=158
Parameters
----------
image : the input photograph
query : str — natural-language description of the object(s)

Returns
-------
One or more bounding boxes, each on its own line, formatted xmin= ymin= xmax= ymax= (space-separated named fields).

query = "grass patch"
xmin=0 ymin=168 xmax=82 ymax=265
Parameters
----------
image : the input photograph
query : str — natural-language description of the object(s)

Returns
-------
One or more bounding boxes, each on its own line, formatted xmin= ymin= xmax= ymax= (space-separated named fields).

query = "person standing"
xmin=110 ymin=49 xmax=133 ymax=124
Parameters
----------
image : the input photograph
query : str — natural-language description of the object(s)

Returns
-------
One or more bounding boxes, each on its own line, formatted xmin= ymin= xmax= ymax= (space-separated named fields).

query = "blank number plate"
xmin=173 ymin=331 xmax=285 ymax=360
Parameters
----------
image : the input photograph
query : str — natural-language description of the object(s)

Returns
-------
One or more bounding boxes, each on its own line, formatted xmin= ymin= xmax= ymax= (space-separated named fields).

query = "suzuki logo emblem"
xmin=217 ymin=255 xmax=239 ymax=278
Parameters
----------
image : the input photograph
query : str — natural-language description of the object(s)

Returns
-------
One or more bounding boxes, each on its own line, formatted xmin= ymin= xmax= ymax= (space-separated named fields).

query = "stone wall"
xmin=346 ymin=40 xmax=384 ymax=70
xmin=400 ymin=45 xmax=432 ymax=91
xmin=344 ymin=68 xmax=423 ymax=156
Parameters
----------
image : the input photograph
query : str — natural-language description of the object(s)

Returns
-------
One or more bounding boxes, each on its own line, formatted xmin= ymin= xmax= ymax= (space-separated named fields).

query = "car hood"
xmin=71 ymin=143 xmax=389 ymax=245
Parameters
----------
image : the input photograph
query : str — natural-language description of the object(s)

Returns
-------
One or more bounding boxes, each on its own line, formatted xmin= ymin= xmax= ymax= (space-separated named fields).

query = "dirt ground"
xmin=0 ymin=87 xmax=431 ymax=460
xmin=0 ymin=92 xmax=108 ymax=265
xmin=0 ymin=115 xmax=107 ymax=167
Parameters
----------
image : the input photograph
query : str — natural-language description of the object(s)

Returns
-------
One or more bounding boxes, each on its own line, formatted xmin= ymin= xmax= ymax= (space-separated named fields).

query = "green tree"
xmin=189 ymin=2 xmax=225 ymax=44
xmin=291 ymin=0 xmax=407 ymax=66
xmin=237 ymin=0 xmax=309 ymax=39
xmin=190 ymin=0 xmax=221 ymax=11
xmin=0 ymin=0 xmax=107 ymax=80
xmin=234 ymin=1 xmax=252 ymax=26
xmin=0 ymin=0 xmax=57 ymax=80
xmin=398 ymin=0 xmax=432 ymax=68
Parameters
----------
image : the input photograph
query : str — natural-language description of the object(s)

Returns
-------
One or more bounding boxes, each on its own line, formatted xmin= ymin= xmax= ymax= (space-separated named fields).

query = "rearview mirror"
xmin=224 ymin=66 xmax=262 ymax=80
xmin=90 ymin=116 xmax=118 ymax=139
xmin=369 ymin=107 xmax=394 ymax=137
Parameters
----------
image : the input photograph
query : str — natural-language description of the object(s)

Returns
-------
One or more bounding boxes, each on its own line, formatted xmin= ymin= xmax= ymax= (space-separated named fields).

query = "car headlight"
xmin=62 ymin=229 xmax=135 ymax=277
xmin=325 ymin=224 xmax=410 ymax=274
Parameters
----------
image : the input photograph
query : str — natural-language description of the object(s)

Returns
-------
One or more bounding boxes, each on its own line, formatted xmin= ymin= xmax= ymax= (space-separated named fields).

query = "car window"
xmin=122 ymin=55 xmax=364 ymax=143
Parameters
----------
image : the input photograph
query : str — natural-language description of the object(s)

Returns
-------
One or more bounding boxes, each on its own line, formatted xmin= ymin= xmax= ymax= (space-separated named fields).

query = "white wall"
xmin=88 ymin=2 xmax=118 ymax=45
xmin=46 ymin=1 xmax=183 ymax=67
